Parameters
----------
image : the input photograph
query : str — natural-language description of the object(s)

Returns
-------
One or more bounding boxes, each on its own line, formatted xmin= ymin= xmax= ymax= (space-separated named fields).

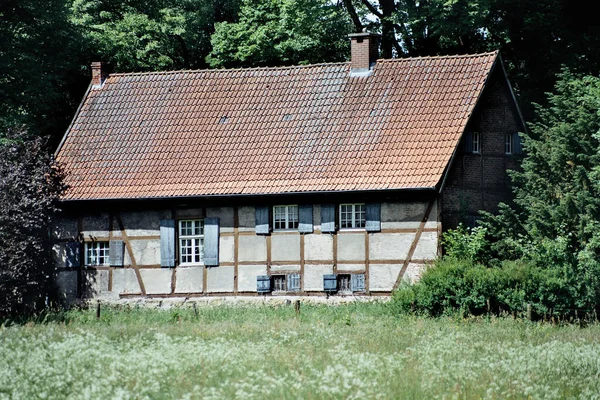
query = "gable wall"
xmin=441 ymin=68 xmax=523 ymax=229
xmin=53 ymin=198 xmax=439 ymax=302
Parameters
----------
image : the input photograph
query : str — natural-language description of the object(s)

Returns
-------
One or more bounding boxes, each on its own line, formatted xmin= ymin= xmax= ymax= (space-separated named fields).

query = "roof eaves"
xmin=54 ymin=81 xmax=93 ymax=156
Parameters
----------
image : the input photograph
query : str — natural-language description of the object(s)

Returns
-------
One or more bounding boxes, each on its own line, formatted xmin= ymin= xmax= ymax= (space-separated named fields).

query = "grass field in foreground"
xmin=1 ymin=303 xmax=600 ymax=399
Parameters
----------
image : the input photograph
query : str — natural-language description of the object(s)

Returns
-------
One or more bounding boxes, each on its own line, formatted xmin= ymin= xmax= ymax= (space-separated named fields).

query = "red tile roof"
xmin=57 ymin=52 xmax=498 ymax=200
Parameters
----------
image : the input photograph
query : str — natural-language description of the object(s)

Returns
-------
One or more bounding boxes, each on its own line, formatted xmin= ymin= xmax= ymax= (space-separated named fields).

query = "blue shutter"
xmin=321 ymin=204 xmax=336 ymax=233
xmin=109 ymin=240 xmax=124 ymax=267
xmin=66 ymin=242 xmax=80 ymax=268
xmin=255 ymin=206 xmax=270 ymax=235
xmin=203 ymin=218 xmax=220 ymax=266
xmin=365 ymin=203 xmax=381 ymax=232
xmin=513 ymin=132 xmax=523 ymax=155
xmin=257 ymin=275 xmax=271 ymax=293
xmin=323 ymin=274 xmax=337 ymax=291
xmin=287 ymin=274 xmax=301 ymax=292
xmin=464 ymin=131 xmax=473 ymax=153
xmin=298 ymin=205 xmax=313 ymax=233
xmin=351 ymin=274 xmax=365 ymax=292
xmin=160 ymin=219 xmax=175 ymax=267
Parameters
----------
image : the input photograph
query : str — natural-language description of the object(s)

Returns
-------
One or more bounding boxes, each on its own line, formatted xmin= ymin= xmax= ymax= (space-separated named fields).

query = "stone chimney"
xmin=348 ymin=32 xmax=381 ymax=76
xmin=91 ymin=62 xmax=109 ymax=88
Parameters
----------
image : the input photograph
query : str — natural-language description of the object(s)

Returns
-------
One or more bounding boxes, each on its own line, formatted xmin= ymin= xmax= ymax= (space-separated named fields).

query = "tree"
xmin=70 ymin=0 xmax=241 ymax=72
xmin=0 ymin=0 xmax=82 ymax=141
xmin=482 ymin=72 xmax=600 ymax=310
xmin=0 ymin=129 xmax=66 ymax=318
xmin=207 ymin=0 xmax=352 ymax=68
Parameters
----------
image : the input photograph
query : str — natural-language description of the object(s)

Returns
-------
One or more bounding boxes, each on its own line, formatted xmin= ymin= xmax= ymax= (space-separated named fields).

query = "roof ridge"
xmin=109 ymin=61 xmax=351 ymax=77
xmin=108 ymin=51 xmax=499 ymax=77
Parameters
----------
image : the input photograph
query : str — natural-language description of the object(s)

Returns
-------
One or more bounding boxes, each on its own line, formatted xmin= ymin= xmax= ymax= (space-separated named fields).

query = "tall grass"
xmin=1 ymin=304 xmax=600 ymax=399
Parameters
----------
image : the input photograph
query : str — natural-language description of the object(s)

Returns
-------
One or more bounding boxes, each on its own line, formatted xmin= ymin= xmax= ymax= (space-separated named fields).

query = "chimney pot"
xmin=348 ymin=32 xmax=381 ymax=76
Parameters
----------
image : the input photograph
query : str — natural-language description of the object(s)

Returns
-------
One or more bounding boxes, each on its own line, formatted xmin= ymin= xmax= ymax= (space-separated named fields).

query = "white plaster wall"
xmin=271 ymin=234 xmax=301 ymax=262
xmin=238 ymin=206 xmax=255 ymax=232
xmin=270 ymin=265 xmax=300 ymax=273
xmin=238 ymin=265 xmax=267 ymax=292
xmin=403 ymin=263 xmax=429 ymax=283
xmin=206 ymin=266 xmax=234 ymax=292
xmin=52 ymin=217 xmax=78 ymax=240
xmin=56 ymin=271 xmax=78 ymax=304
xmin=369 ymin=263 xmax=403 ymax=291
xmin=304 ymin=264 xmax=333 ymax=291
xmin=206 ymin=207 xmax=234 ymax=233
xmin=219 ymin=235 xmax=235 ymax=263
xmin=304 ymin=234 xmax=333 ymax=260
xmin=82 ymin=270 xmax=109 ymax=296
xmin=129 ymin=239 xmax=161 ymax=265
xmin=369 ymin=233 xmax=415 ymax=260
xmin=337 ymin=263 xmax=365 ymax=272
xmin=120 ymin=210 xmax=169 ymax=237
xmin=81 ymin=213 xmax=110 ymax=238
xmin=412 ymin=231 xmax=439 ymax=260
xmin=175 ymin=266 xmax=203 ymax=293
xmin=337 ymin=233 xmax=365 ymax=261
xmin=112 ymin=269 xmax=141 ymax=294
xmin=140 ymin=269 xmax=172 ymax=294
xmin=238 ymin=235 xmax=267 ymax=262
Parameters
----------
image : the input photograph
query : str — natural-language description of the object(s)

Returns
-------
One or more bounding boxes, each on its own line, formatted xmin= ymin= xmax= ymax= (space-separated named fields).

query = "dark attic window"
xmin=219 ymin=116 xmax=229 ymax=124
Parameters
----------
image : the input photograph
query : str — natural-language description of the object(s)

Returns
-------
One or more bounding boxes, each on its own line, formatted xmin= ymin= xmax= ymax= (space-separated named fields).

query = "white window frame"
xmin=339 ymin=203 xmax=366 ymax=229
xmin=85 ymin=242 xmax=110 ymax=266
xmin=505 ymin=133 xmax=513 ymax=154
xmin=178 ymin=219 xmax=204 ymax=265
xmin=472 ymin=132 xmax=481 ymax=154
xmin=273 ymin=205 xmax=299 ymax=230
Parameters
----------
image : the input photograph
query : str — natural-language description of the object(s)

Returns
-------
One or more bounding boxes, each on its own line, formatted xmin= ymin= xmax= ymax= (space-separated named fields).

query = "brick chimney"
xmin=348 ymin=32 xmax=381 ymax=76
xmin=91 ymin=62 xmax=109 ymax=88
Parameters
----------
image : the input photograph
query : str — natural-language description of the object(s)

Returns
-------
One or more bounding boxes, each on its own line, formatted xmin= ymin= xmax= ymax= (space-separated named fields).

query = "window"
xmin=272 ymin=275 xmax=286 ymax=291
xmin=505 ymin=133 xmax=513 ymax=154
xmin=472 ymin=132 xmax=481 ymax=153
xmin=273 ymin=205 xmax=299 ymax=230
xmin=85 ymin=242 xmax=109 ymax=266
xmin=340 ymin=204 xmax=365 ymax=229
xmin=179 ymin=219 xmax=204 ymax=264
xmin=338 ymin=274 xmax=351 ymax=292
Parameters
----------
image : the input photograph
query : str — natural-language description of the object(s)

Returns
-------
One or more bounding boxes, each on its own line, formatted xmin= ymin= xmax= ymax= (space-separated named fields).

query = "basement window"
xmin=273 ymin=275 xmax=286 ymax=291
xmin=85 ymin=242 xmax=109 ymax=266
xmin=272 ymin=274 xmax=301 ymax=292
xmin=338 ymin=274 xmax=351 ymax=292
xmin=179 ymin=219 xmax=204 ymax=264
xmin=273 ymin=205 xmax=299 ymax=230
xmin=340 ymin=204 xmax=365 ymax=229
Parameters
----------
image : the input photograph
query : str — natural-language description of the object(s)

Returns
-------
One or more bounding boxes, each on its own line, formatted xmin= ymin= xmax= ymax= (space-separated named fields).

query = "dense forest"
xmin=2 ymin=0 xmax=600 ymax=317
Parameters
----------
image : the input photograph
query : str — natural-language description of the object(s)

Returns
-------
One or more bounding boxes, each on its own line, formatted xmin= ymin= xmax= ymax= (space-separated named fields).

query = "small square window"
xmin=85 ymin=242 xmax=110 ymax=266
xmin=340 ymin=204 xmax=365 ymax=229
xmin=272 ymin=275 xmax=286 ymax=291
xmin=338 ymin=274 xmax=351 ymax=292
xmin=273 ymin=205 xmax=299 ymax=230
xmin=472 ymin=132 xmax=481 ymax=154
xmin=179 ymin=219 xmax=204 ymax=264
xmin=505 ymin=133 xmax=513 ymax=154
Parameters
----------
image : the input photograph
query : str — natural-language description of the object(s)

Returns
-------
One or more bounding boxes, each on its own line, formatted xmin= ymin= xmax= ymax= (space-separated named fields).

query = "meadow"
xmin=1 ymin=302 xmax=600 ymax=399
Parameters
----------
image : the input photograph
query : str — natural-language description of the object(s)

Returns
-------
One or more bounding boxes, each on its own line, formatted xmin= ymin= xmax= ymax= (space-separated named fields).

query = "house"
xmin=52 ymin=33 xmax=525 ymax=301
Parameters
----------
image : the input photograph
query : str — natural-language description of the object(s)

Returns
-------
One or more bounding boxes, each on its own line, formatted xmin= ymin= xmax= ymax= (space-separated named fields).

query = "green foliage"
xmin=392 ymin=258 xmax=584 ymax=319
xmin=208 ymin=0 xmax=351 ymax=68
xmin=70 ymin=0 xmax=240 ymax=71
xmin=0 ymin=128 xmax=66 ymax=318
xmin=442 ymin=224 xmax=489 ymax=263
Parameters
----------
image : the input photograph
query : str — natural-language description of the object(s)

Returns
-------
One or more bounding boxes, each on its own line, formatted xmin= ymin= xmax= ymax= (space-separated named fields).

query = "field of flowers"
xmin=1 ymin=303 xmax=600 ymax=399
